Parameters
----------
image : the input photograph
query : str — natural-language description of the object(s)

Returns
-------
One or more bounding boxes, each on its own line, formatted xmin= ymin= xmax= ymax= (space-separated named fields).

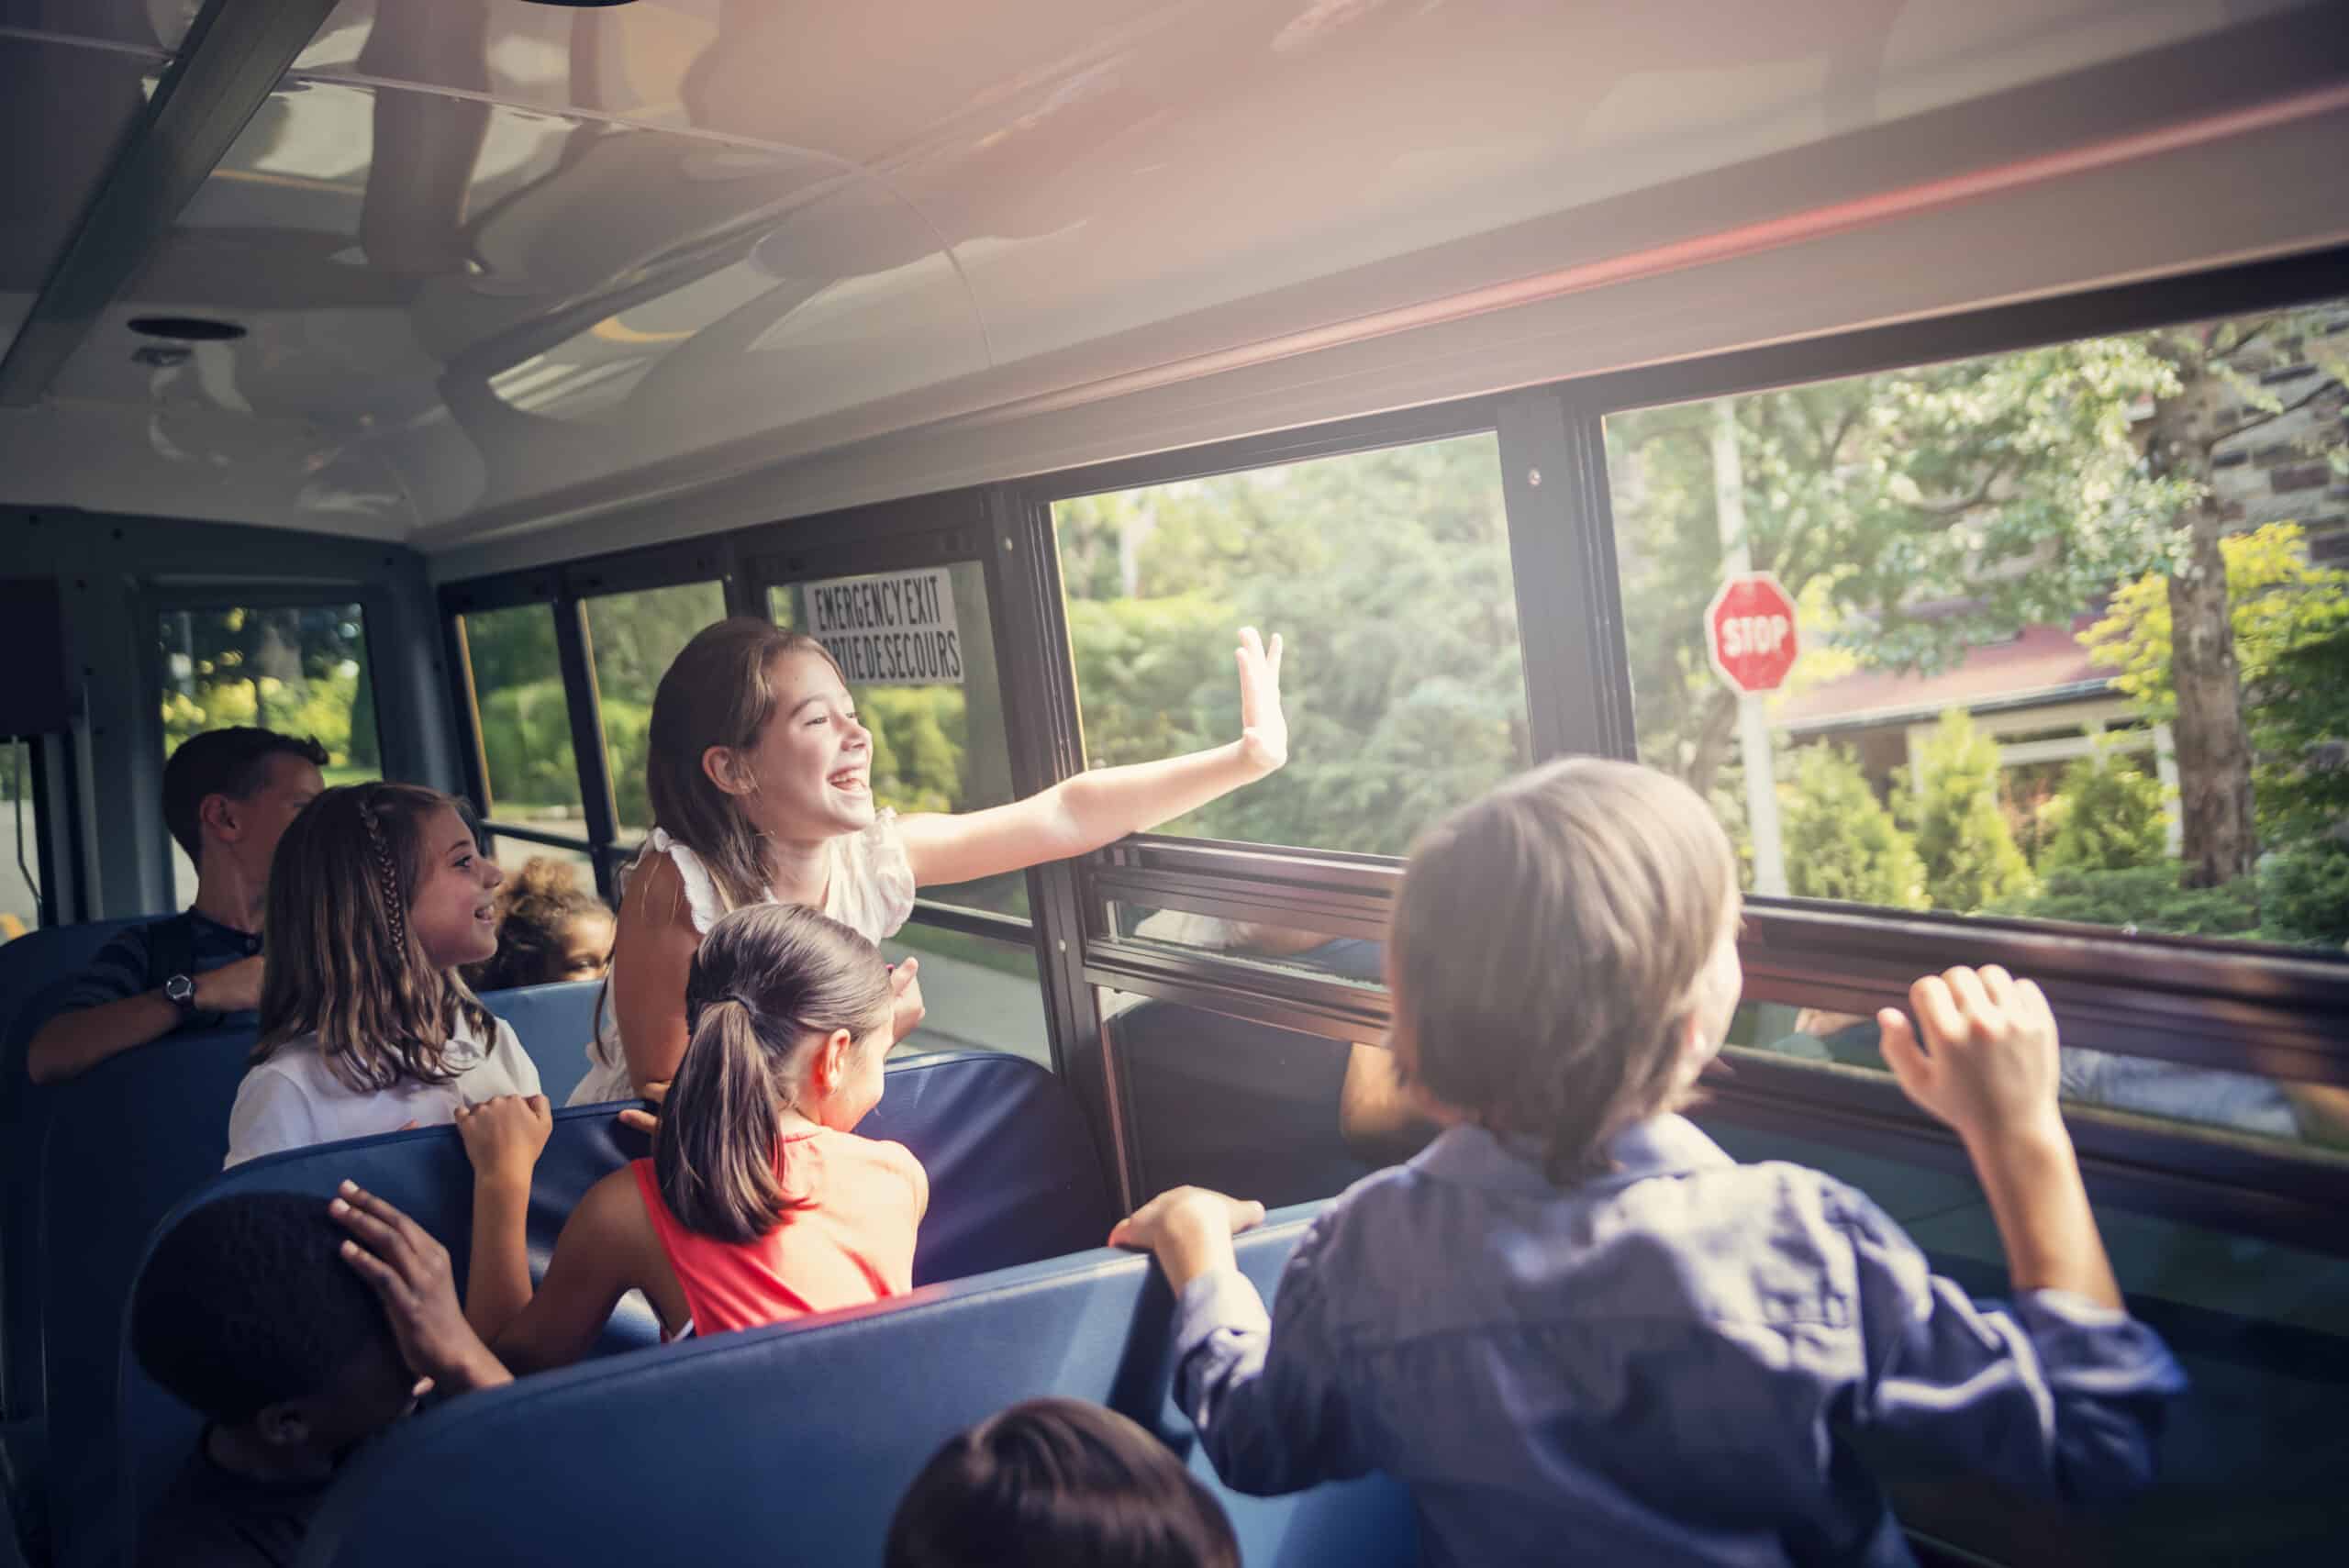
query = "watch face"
xmin=166 ymin=974 xmax=195 ymax=1006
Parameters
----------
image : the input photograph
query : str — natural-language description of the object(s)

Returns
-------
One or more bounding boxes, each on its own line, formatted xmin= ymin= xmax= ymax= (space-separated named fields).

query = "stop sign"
xmin=1706 ymin=573 xmax=1799 ymax=694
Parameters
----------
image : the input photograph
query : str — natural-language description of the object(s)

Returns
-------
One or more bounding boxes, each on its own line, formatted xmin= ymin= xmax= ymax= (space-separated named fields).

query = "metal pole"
xmin=1711 ymin=399 xmax=1787 ymax=896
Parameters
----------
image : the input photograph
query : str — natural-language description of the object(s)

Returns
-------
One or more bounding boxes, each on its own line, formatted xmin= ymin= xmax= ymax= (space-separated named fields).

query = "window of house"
xmin=157 ymin=603 xmax=379 ymax=906
xmin=1052 ymin=432 xmax=1534 ymax=858
xmin=1602 ymin=300 xmax=2349 ymax=954
xmin=1 ymin=739 xmax=42 ymax=940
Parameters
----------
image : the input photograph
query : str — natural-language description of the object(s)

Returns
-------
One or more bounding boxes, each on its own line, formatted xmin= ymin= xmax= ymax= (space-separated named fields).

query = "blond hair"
xmin=255 ymin=782 xmax=495 ymax=1092
xmin=1388 ymin=758 xmax=1735 ymax=1183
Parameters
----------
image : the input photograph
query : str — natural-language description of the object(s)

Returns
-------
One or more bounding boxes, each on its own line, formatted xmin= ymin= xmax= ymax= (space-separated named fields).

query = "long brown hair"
xmin=645 ymin=617 xmax=846 ymax=912
xmin=1388 ymin=758 xmax=1736 ymax=1184
xmin=255 ymin=782 xmax=495 ymax=1092
xmin=654 ymin=901 xmax=893 ymax=1243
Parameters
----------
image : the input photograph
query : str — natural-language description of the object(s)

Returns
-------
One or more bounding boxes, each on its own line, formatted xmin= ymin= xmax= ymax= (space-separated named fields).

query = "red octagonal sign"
xmin=1706 ymin=572 xmax=1799 ymax=694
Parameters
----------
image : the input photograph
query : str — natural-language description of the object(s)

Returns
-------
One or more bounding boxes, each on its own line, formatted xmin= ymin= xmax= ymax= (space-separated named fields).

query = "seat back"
xmin=1 ymin=920 xmax=149 ymax=1424
xmin=478 ymin=980 xmax=603 ymax=1107
xmin=298 ymin=1207 xmax=1419 ymax=1568
xmin=84 ymin=1051 xmax=1109 ymax=1568
xmin=114 ymin=1110 xmax=661 ymax=1568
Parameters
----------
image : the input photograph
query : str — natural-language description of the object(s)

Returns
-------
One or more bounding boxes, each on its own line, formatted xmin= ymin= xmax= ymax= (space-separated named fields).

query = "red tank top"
xmin=631 ymin=1128 xmax=927 ymax=1336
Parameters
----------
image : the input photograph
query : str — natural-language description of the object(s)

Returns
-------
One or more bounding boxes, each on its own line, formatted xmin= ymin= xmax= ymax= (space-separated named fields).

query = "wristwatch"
xmin=163 ymin=973 xmax=198 ymax=1016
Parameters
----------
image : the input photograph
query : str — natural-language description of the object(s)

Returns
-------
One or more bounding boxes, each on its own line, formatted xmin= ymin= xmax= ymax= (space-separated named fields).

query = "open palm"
xmin=1235 ymin=627 xmax=1288 ymax=775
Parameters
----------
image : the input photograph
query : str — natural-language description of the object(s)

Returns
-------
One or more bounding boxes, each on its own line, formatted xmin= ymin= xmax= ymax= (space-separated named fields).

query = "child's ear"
xmin=1672 ymin=1008 xmax=1720 ymax=1089
xmin=700 ymin=746 xmax=756 ymax=799
xmin=815 ymin=1027 xmax=854 ymax=1090
xmin=251 ymin=1399 xmax=313 ymax=1451
xmin=200 ymin=791 xmax=244 ymax=845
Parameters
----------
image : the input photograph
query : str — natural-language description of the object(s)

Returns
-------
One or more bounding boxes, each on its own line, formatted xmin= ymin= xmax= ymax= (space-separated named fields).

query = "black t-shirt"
xmin=135 ymin=1437 xmax=328 ymax=1568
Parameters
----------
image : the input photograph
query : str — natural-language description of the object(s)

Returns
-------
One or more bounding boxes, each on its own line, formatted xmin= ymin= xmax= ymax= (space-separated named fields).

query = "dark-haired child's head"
xmin=130 ymin=1194 xmax=416 ymax=1468
xmin=257 ymin=782 xmax=503 ymax=1093
xmin=885 ymin=1399 xmax=1240 ymax=1568
xmin=1387 ymin=757 xmax=1742 ymax=1184
xmin=462 ymin=856 xmax=614 ymax=993
xmin=655 ymin=902 xmax=896 ymax=1244
xmin=161 ymin=727 xmax=328 ymax=888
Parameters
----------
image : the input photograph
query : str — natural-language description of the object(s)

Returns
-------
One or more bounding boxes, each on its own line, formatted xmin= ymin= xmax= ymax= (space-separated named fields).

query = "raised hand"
xmin=452 ymin=1093 xmax=552 ymax=1189
xmin=330 ymin=1181 xmax=510 ymax=1394
xmin=1233 ymin=627 xmax=1288 ymax=776
xmin=888 ymin=958 xmax=926 ymax=1048
xmin=1877 ymin=965 xmax=2064 ymax=1150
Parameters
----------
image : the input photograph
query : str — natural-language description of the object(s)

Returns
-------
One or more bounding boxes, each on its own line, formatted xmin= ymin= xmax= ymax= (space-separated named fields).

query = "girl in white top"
xmin=576 ymin=617 xmax=1288 ymax=1107
xmin=227 ymin=783 xmax=543 ymax=1166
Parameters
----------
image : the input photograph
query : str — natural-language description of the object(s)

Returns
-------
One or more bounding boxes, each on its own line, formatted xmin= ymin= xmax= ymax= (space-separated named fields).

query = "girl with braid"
xmin=224 ymin=784 xmax=548 ymax=1173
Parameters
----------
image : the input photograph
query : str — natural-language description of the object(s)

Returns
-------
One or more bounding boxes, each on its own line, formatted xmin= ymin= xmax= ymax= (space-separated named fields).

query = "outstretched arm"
xmin=896 ymin=629 xmax=1286 ymax=888
xmin=493 ymin=1170 xmax=663 ymax=1373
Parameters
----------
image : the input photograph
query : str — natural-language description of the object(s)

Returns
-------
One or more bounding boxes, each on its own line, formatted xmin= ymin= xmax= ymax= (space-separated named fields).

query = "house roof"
xmin=1777 ymin=613 xmax=2110 ymax=734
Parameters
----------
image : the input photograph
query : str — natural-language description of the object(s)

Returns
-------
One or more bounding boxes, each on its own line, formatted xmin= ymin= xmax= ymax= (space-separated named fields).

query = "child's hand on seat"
xmin=888 ymin=959 xmax=926 ymax=1048
xmin=1878 ymin=965 xmax=2065 ymax=1152
xmin=1109 ymin=1186 xmax=1267 ymax=1292
xmin=454 ymin=1093 xmax=552 ymax=1189
xmin=618 ymin=1078 xmax=668 ymax=1137
xmin=330 ymin=1180 xmax=511 ymax=1395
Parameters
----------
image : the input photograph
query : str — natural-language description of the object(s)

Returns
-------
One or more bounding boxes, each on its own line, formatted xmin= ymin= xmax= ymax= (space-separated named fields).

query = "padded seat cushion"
xmin=479 ymin=981 xmax=603 ymax=1107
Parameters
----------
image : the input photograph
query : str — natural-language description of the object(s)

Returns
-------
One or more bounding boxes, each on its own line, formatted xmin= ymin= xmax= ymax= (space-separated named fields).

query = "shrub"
xmin=1901 ymin=710 xmax=2033 ymax=913
xmin=1992 ymin=864 xmax=2260 ymax=938
xmin=1781 ymin=744 xmax=1929 ymax=908
xmin=2261 ymin=838 xmax=2349 ymax=951
xmin=2039 ymin=750 xmax=2168 ymax=874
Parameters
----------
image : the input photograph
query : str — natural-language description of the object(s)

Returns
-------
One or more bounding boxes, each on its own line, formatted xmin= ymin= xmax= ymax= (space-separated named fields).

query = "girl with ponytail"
xmin=468 ymin=902 xmax=924 ymax=1367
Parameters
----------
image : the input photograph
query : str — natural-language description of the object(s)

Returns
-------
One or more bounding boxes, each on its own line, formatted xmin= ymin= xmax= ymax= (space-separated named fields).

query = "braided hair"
xmin=255 ymin=782 xmax=495 ymax=1092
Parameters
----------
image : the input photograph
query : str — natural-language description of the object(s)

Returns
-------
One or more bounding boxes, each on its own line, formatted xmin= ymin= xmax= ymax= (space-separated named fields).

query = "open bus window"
xmin=583 ymin=580 xmax=729 ymax=838
xmin=1111 ymin=905 xmax=1386 ymax=989
xmin=1603 ymin=301 xmax=2349 ymax=956
xmin=769 ymin=564 xmax=1029 ymax=919
xmin=1726 ymin=999 xmax=2349 ymax=1159
xmin=1051 ymin=432 xmax=1534 ymax=858
xmin=456 ymin=603 xmax=586 ymax=844
xmin=156 ymin=603 xmax=379 ymax=906
xmin=880 ymin=922 xmax=1049 ymax=1069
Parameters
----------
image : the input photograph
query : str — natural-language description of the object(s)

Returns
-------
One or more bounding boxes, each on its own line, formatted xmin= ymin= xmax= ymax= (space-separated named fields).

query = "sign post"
xmin=1705 ymin=570 xmax=1798 ymax=896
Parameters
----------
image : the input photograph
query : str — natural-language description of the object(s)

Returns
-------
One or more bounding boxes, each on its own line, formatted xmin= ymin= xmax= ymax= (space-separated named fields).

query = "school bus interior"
xmin=5 ymin=2 xmax=2349 ymax=1565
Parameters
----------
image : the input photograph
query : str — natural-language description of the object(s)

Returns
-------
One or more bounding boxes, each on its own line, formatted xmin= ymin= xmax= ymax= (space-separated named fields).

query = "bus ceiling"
xmin=0 ymin=1 xmax=2344 ymax=565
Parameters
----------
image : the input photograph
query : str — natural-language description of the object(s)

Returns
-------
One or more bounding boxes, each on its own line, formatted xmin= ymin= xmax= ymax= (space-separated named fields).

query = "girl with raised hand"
xmin=1112 ymin=758 xmax=2187 ymax=1568
xmin=473 ymin=901 xmax=921 ymax=1367
xmin=573 ymin=616 xmax=1286 ymax=1106
xmin=225 ymin=783 xmax=545 ymax=1167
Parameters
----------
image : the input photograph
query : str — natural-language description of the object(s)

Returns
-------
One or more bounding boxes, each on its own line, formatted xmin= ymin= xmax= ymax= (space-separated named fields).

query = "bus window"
xmin=1052 ymin=432 xmax=1533 ymax=857
xmin=1603 ymin=300 xmax=2349 ymax=955
xmin=156 ymin=603 xmax=378 ymax=906
xmin=1113 ymin=906 xmax=1386 ymax=989
xmin=456 ymin=604 xmax=586 ymax=845
xmin=582 ymin=580 xmax=729 ymax=837
xmin=771 ymin=562 xmax=1026 ymax=917
xmin=2 ymin=739 xmax=39 ymax=940
xmin=879 ymin=923 xmax=1049 ymax=1068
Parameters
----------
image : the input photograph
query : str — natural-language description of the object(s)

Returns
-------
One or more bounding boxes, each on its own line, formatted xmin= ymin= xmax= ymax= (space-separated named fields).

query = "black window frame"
xmin=434 ymin=243 xmax=2349 ymax=1254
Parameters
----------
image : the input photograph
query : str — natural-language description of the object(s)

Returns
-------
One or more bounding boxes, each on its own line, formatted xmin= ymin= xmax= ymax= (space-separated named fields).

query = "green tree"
xmin=2039 ymin=750 xmax=2168 ymax=874
xmin=2082 ymin=520 xmax=2349 ymax=848
xmin=1901 ymin=710 xmax=2033 ymax=913
xmin=1778 ymin=743 xmax=1928 ymax=908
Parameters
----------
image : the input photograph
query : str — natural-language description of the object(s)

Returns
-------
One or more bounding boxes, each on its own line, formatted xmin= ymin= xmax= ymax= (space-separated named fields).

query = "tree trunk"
xmin=2146 ymin=342 xmax=2259 ymax=889
xmin=2165 ymin=506 xmax=2258 ymax=886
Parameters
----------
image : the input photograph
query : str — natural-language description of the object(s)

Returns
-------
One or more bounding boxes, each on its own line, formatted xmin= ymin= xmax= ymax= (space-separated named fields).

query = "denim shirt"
xmin=1173 ymin=1117 xmax=2186 ymax=1568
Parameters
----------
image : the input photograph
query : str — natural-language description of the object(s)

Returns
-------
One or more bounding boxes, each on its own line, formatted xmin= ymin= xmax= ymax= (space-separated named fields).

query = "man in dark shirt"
xmin=131 ymin=1188 xmax=512 ymax=1568
xmin=26 ymin=728 xmax=326 ymax=1084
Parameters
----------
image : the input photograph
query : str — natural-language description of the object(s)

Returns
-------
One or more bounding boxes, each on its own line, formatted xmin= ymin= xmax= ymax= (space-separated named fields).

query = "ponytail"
xmin=651 ymin=902 xmax=893 ymax=1244
xmin=654 ymin=996 xmax=793 ymax=1244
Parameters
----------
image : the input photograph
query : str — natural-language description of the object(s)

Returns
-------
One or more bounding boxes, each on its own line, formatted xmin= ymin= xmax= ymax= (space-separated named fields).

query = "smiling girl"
xmin=573 ymin=617 xmax=1286 ymax=1106
xmin=225 ymin=783 xmax=544 ymax=1166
